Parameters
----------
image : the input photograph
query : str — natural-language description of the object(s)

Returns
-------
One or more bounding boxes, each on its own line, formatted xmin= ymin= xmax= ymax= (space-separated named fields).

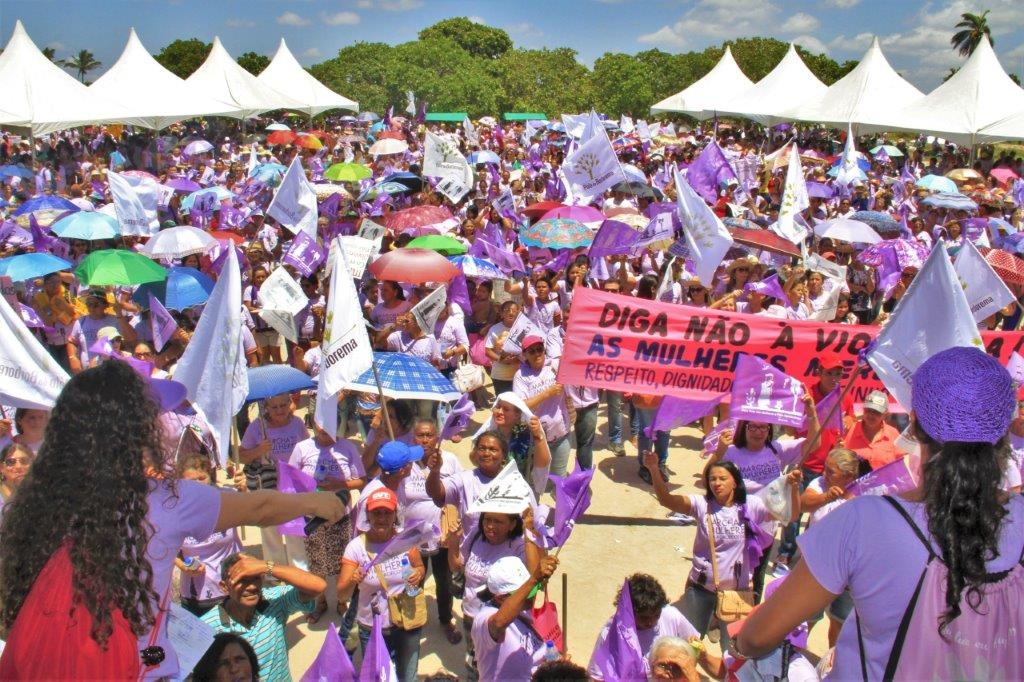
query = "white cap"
xmin=863 ymin=390 xmax=890 ymax=414
xmin=485 ymin=556 xmax=531 ymax=596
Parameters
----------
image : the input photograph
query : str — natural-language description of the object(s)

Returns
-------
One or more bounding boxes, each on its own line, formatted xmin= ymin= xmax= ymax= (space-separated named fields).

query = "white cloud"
xmin=506 ymin=22 xmax=543 ymax=40
xmin=822 ymin=0 xmax=860 ymax=7
xmin=1007 ymin=42 xmax=1024 ymax=60
xmin=468 ymin=15 xmax=487 ymax=25
xmin=637 ymin=0 xmax=781 ymax=48
xmin=356 ymin=0 xmax=423 ymax=10
xmin=45 ymin=41 xmax=65 ymax=52
xmin=829 ymin=32 xmax=874 ymax=55
xmin=637 ymin=25 xmax=688 ymax=49
xmin=792 ymin=35 xmax=829 ymax=55
xmin=300 ymin=47 xmax=322 ymax=59
xmin=276 ymin=11 xmax=311 ymax=26
xmin=226 ymin=18 xmax=255 ymax=28
xmin=781 ymin=12 xmax=819 ymax=34
xmin=322 ymin=11 xmax=360 ymax=25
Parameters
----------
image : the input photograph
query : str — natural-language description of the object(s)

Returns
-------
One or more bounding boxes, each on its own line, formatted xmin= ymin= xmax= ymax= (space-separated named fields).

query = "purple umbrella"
xmin=163 ymin=177 xmax=202 ymax=193
xmin=806 ymin=182 xmax=834 ymax=199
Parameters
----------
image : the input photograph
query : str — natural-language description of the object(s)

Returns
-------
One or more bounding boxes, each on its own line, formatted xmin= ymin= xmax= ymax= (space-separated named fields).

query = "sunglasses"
xmin=3 ymin=457 xmax=30 ymax=467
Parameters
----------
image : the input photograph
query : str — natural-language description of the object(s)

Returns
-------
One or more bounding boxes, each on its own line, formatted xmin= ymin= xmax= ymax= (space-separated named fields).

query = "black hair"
xmin=913 ymin=421 xmax=1010 ymax=639
xmin=531 ymin=660 xmax=587 ymax=680
xmin=473 ymin=430 xmax=510 ymax=460
xmin=500 ymin=300 xmax=520 ymax=315
xmin=703 ymin=460 xmax=747 ymax=504
xmin=191 ymin=632 xmax=260 ymax=681
xmin=734 ymin=420 xmax=778 ymax=454
xmin=220 ymin=552 xmax=244 ymax=581
xmin=617 ymin=573 xmax=669 ymax=615
xmin=382 ymin=280 xmax=406 ymax=300
xmin=636 ymin=274 xmax=658 ymax=300
xmin=475 ymin=511 xmax=524 ymax=542
xmin=386 ymin=400 xmax=415 ymax=432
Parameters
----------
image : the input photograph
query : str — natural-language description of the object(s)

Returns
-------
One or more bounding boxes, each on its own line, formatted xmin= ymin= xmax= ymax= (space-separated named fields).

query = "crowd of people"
xmin=0 ymin=109 xmax=1022 ymax=681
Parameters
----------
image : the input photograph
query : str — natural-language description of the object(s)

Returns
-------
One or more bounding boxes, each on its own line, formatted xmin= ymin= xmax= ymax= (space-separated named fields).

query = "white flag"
xmin=674 ymin=167 xmax=734 ymax=288
xmin=462 ymin=117 xmax=479 ymax=146
xmin=0 ymin=292 xmax=69 ymax=409
xmin=259 ymin=266 xmax=308 ymax=343
xmin=338 ymin=235 xmax=375 ymax=278
xmin=866 ymin=242 xmax=983 ymax=410
xmin=172 ymin=248 xmax=248 ymax=465
xmin=267 ymin=155 xmax=318 ymax=238
xmin=636 ymin=119 xmax=652 ymax=142
xmin=953 ymin=238 xmax=1016 ymax=323
xmin=580 ymin=109 xmax=604 ymax=143
xmin=107 ymin=169 xmax=159 ymax=236
xmin=560 ymin=113 xmax=587 ymax=139
xmin=562 ymin=127 xmax=626 ymax=199
xmin=405 ymin=90 xmax=416 ymax=116
xmin=423 ymin=131 xmax=473 ymax=185
xmin=468 ymin=460 xmax=533 ymax=514
xmin=320 ymin=239 xmax=374 ymax=399
xmin=500 ymin=311 xmax=544 ymax=356
xmin=410 ymin=285 xmax=447 ymax=335
xmin=805 ymin=253 xmax=847 ymax=284
xmin=834 ymin=123 xmax=863 ymax=187
xmin=436 ymin=175 xmax=471 ymax=203
xmin=619 ymin=114 xmax=635 ymax=134
xmin=247 ymin=143 xmax=257 ymax=175
xmin=776 ymin=143 xmax=809 ymax=244
xmin=357 ymin=219 xmax=387 ymax=254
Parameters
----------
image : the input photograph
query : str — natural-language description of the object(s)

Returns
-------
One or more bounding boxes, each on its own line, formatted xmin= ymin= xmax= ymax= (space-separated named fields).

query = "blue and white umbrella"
xmin=50 ymin=211 xmax=120 ymax=241
xmin=0 ymin=252 xmax=73 ymax=282
xmin=916 ymin=174 xmax=959 ymax=194
xmin=246 ymin=365 xmax=315 ymax=402
xmin=179 ymin=186 xmax=234 ymax=213
xmin=468 ymin=150 xmax=500 ymax=165
xmin=449 ymin=254 xmax=505 ymax=280
xmin=347 ymin=352 xmax=460 ymax=401
xmin=920 ymin=192 xmax=978 ymax=212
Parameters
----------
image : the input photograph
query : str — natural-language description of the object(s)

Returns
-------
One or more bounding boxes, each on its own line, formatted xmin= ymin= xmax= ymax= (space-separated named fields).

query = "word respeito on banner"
xmin=557 ymin=288 xmax=1024 ymax=403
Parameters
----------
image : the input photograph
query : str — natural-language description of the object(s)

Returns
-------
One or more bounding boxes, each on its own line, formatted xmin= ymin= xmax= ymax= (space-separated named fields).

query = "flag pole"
xmin=371 ymin=360 xmax=396 ymax=442
xmin=798 ymin=361 xmax=863 ymax=469
xmin=561 ymin=573 xmax=568 ymax=652
xmin=230 ymin=418 xmax=246 ymax=542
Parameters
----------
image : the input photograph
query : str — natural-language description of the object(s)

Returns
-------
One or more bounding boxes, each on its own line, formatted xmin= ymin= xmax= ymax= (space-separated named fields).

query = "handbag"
xmin=707 ymin=515 xmax=756 ymax=623
xmin=372 ymin=558 xmax=427 ymax=631
xmin=452 ymin=359 xmax=486 ymax=393
xmin=530 ymin=588 xmax=564 ymax=652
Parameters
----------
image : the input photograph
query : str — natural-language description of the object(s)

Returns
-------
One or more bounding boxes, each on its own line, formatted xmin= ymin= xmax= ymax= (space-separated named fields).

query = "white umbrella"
xmin=368 ymin=138 xmax=409 ymax=156
xmin=139 ymin=225 xmax=218 ymax=259
xmin=183 ymin=139 xmax=213 ymax=156
xmin=813 ymin=217 xmax=883 ymax=245
xmin=265 ymin=122 xmax=291 ymax=131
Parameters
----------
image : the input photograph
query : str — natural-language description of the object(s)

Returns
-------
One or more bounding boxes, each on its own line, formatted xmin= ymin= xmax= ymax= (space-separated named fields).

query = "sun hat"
xmin=365 ymin=487 xmax=399 ymax=512
xmin=912 ymin=346 xmax=1014 ymax=444
xmin=483 ymin=556 xmax=531 ymax=596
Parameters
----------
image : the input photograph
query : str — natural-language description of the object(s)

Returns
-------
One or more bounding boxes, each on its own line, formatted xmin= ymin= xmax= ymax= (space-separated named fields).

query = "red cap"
xmin=819 ymin=353 xmax=845 ymax=371
xmin=366 ymin=488 xmax=398 ymax=512
xmin=521 ymin=335 xmax=545 ymax=350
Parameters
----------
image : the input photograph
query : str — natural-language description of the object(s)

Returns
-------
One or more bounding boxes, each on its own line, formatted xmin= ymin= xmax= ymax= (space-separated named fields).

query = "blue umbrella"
xmin=12 ymin=195 xmax=79 ymax=217
xmin=850 ymin=211 xmax=901 ymax=235
xmin=0 ymin=252 xmax=73 ymax=282
xmin=920 ymin=192 xmax=978 ymax=212
xmin=248 ymin=163 xmax=287 ymax=182
xmin=347 ymin=352 xmax=460 ymax=401
xmin=916 ymin=174 xmax=959 ymax=194
xmin=449 ymin=254 xmax=505 ymax=279
xmin=132 ymin=266 xmax=215 ymax=310
xmin=246 ymin=365 xmax=315 ymax=402
xmin=359 ymin=181 xmax=412 ymax=201
xmin=468 ymin=150 xmax=500 ymax=165
xmin=50 ymin=212 xmax=121 ymax=241
xmin=0 ymin=165 xmax=33 ymax=180
xmin=179 ymin=186 xmax=234 ymax=213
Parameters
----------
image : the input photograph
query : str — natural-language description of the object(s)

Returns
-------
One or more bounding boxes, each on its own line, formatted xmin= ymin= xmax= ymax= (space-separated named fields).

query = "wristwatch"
xmin=264 ymin=560 xmax=275 ymax=577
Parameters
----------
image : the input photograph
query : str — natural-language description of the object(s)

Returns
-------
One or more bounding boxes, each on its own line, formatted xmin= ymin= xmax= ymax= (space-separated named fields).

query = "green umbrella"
xmin=74 ymin=249 xmax=168 ymax=286
xmin=323 ymin=163 xmax=372 ymax=182
xmin=406 ymin=234 xmax=468 ymax=256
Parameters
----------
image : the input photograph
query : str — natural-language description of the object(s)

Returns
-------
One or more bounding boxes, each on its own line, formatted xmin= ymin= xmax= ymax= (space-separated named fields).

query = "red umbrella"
xmin=378 ymin=130 xmax=406 ymax=141
xmin=990 ymin=168 xmax=1019 ymax=187
xmin=384 ymin=206 xmax=454 ymax=232
xmin=210 ymin=230 xmax=244 ymax=245
xmin=726 ymin=224 xmax=801 ymax=258
xmin=523 ymin=201 xmax=564 ymax=220
xmin=979 ymin=247 xmax=1024 ymax=285
xmin=267 ymin=130 xmax=297 ymax=146
xmin=368 ymin=248 xmax=460 ymax=283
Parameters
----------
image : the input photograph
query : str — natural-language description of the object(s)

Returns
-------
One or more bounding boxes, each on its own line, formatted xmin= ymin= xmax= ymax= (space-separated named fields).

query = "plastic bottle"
xmin=543 ymin=640 xmax=559 ymax=662
xmin=401 ymin=556 xmax=421 ymax=596
xmin=182 ymin=556 xmax=199 ymax=570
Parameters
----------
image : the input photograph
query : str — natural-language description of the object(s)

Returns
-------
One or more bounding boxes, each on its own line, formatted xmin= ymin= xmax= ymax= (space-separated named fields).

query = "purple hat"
xmin=912 ymin=347 xmax=1014 ymax=444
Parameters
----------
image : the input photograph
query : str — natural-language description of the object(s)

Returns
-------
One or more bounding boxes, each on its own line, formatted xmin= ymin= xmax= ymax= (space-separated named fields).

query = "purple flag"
xmin=148 ymin=293 xmax=177 ymax=353
xmin=846 ymin=457 xmax=916 ymax=497
xmin=361 ymin=520 xmax=435 ymax=574
xmin=480 ymin=221 xmax=507 ymax=250
xmin=276 ymin=461 xmax=318 ymax=537
xmin=441 ymin=394 xmax=475 ymax=441
xmin=1012 ymin=179 xmax=1024 ymax=208
xmin=535 ymin=464 xmax=594 ymax=549
xmin=416 ymin=99 xmax=427 ymax=125
xmin=360 ymin=614 xmax=395 ymax=682
xmin=590 ymin=580 xmax=647 ymax=681
xmin=633 ymin=212 xmax=675 ymax=253
xmin=300 ymin=623 xmax=356 ymax=682
xmin=18 ymin=303 xmax=44 ymax=329
xmin=743 ymin=273 xmax=788 ymax=302
xmin=900 ymin=163 xmax=916 ymax=184
xmin=1006 ymin=351 xmax=1024 ymax=385
xmin=89 ymin=337 xmax=115 ymax=358
xmin=319 ymin=193 xmax=342 ymax=220
xmin=815 ymin=387 xmax=845 ymax=432
xmin=589 ymin=220 xmax=640 ymax=259
xmin=686 ymin=141 xmax=737 ymax=205
xmin=468 ymin=238 xmax=526 ymax=276
xmin=730 ymin=353 xmax=807 ymax=429
xmin=447 ymin=274 xmax=473 ymax=317
xmin=644 ymin=393 xmax=725 ymax=439
xmin=549 ymin=249 xmax=573 ymax=274
xmin=703 ymin=418 xmax=736 ymax=456
xmin=283 ymin=231 xmax=327 ymax=278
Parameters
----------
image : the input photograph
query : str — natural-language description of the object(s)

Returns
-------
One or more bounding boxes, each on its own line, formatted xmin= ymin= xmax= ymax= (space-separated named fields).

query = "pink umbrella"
xmin=383 ymin=205 xmax=454 ymax=232
xmin=990 ymin=168 xmax=1019 ymax=187
xmin=367 ymin=248 xmax=459 ymax=283
xmin=540 ymin=205 xmax=604 ymax=223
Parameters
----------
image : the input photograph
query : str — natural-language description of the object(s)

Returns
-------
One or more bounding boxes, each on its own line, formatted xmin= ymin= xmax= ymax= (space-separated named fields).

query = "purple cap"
xmin=912 ymin=347 xmax=1014 ymax=444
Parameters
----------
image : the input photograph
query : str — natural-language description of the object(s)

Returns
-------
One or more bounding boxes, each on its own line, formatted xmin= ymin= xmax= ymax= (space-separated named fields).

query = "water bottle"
xmin=401 ymin=556 xmax=421 ymax=597
xmin=182 ymin=556 xmax=199 ymax=570
xmin=543 ymin=640 xmax=559 ymax=662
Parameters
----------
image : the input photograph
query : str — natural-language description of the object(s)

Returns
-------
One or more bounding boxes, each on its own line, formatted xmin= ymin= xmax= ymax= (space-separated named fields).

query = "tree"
xmin=591 ymin=52 xmax=655 ymax=117
xmin=237 ymin=51 xmax=270 ymax=76
xmin=418 ymin=18 xmax=512 ymax=59
xmin=59 ymin=49 xmax=101 ymax=83
xmin=41 ymin=46 xmax=58 ymax=62
xmin=155 ymin=38 xmax=211 ymax=79
xmin=310 ymin=42 xmax=398 ymax=114
xmin=951 ymin=10 xmax=992 ymax=57
xmin=491 ymin=48 xmax=593 ymax=116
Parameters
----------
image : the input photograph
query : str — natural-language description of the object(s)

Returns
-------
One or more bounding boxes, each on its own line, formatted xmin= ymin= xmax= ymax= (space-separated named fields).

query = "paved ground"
xmin=234 ymin=403 xmax=829 ymax=679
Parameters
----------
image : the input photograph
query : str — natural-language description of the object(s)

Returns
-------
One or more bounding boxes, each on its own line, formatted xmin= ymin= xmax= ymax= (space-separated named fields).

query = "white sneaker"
xmin=668 ymin=511 xmax=695 ymax=525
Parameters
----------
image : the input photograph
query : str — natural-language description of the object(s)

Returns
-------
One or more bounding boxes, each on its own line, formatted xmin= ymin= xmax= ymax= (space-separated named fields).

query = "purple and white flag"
xmin=534 ymin=464 xmax=594 ymax=549
xmin=361 ymin=520 xmax=436 ymax=574
xmin=148 ymin=293 xmax=177 ymax=353
xmin=633 ymin=212 xmax=675 ymax=253
xmin=282 ymin=231 xmax=327 ymax=278
xmin=468 ymin=238 xmax=526 ymax=276
xmin=1006 ymin=351 xmax=1024 ymax=385
xmin=703 ymin=418 xmax=736 ymax=456
xmin=300 ymin=623 xmax=356 ymax=682
xmin=447 ymin=273 xmax=473 ymax=317
xmin=360 ymin=614 xmax=397 ymax=682
xmin=562 ymin=126 xmax=626 ymax=199
xmin=491 ymin=188 xmax=517 ymax=221
xmin=846 ymin=457 xmax=916 ymax=497
xmin=440 ymin=393 xmax=475 ymax=441
xmin=276 ymin=461 xmax=318 ymax=537
xmin=589 ymin=580 xmax=647 ymax=681
xmin=17 ymin=303 xmax=44 ymax=329
xmin=685 ymin=141 xmax=737 ymax=205
xmin=588 ymin=220 xmax=640 ymax=259
xmin=743 ymin=273 xmax=788 ymax=302
xmin=674 ymin=168 xmax=734 ymax=287
xmin=730 ymin=353 xmax=807 ymax=429
xmin=815 ymin=387 xmax=845 ymax=432
xmin=644 ymin=393 xmax=725 ymax=439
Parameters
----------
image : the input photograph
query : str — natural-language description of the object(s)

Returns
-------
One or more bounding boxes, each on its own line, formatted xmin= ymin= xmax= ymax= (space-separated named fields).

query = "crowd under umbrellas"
xmin=0 ymin=97 xmax=1023 ymax=681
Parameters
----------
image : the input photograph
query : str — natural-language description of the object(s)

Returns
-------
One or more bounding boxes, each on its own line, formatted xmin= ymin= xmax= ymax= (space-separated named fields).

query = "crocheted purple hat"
xmin=912 ymin=346 xmax=1014 ymax=444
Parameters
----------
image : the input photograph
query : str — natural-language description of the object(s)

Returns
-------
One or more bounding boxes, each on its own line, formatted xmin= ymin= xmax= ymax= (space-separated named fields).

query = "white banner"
xmin=339 ymin=236 xmax=375 ymax=279
xmin=953 ymin=238 xmax=1016 ymax=323
xmin=107 ymin=169 xmax=159 ymax=236
xmin=674 ymin=167 xmax=734 ymax=288
xmin=467 ymin=460 xmax=533 ymax=514
xmin=357 ymin=219 xmax=387 ymax=253
xmin=436 ymin=175 xmax=470 ymax=203
xmin=267 ymin=155 xmax=318 ymax=238
xmin=259 ymin=266 xmax=308 ymax=343
xmin=0 ymin=290 xmax=69 ymax=410
xmin=805 ymin=253 xmax=848 ymax=283
xmin=410 ymin=285 xmax=447 ymax=335
xmin=500 ymin=311 xmax=543 ymax=356
xmin=562 ymin=127 xmax=626 ymax=199
xmin=423 ymin=131 xmax=473 ymax=186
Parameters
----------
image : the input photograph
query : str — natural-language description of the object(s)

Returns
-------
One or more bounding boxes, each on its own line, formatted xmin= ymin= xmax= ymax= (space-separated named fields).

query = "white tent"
xmin=185 ymin=37 xmax=305 ymax=119
xmin=90 ymin=29 xmax=241 ymax=130
xmin=257 ymin=39 xmax=358 ymax=117
xmin=0 ymin=21 xmax=136 ymax=134
xmin=865 ymin=39 xmax=1024 ymax=145
xmin=713 ymin=44 xmax=828 ymax=126
xmin=783 ymin=37 xmax=923 ymax=129
xmin=977 ymin=110 xmax=1024 ymax=142
xmin=650 ymin=47 xmax=754 ymax=119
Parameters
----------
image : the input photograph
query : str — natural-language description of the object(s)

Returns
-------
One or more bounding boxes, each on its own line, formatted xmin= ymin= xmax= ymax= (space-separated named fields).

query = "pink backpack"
xmin=856 ymin=496 xmax=1024 ymax=681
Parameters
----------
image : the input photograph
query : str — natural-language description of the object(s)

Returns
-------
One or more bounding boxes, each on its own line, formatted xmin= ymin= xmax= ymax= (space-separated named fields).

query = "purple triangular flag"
xmin=89 ymin=337 xmax=115 ymax=358
xmin=149 ymin=293 xmax=177 ymax=352
xmin=589 ymin=220 xmax=639 ymax=259
xmin=730 ymin=353 xmax=807 ymax=429
xmin=686 ymin=141 xmax=737 ymax=205
xmin=447 ymin=273 xmax=473 ymax=317
xmin=538 ymin=464 xmax=594 ymax=548
xmin=468 ymin=237 xmax=526 ymax=276
xmin=300 ymin=623 xmax=356 ymax=682
xmin=276 ymin=460 xmax=318 ymax=537
xmin=360 ymin=614 xmax=397 ymax=682
xmin=361 ymin=520 xmax=435 ymax=574
xmin=815 ymin=387 xmax=845 ymax=432
xmin=440 ymin=394 xmax=475 ymax=441
xmin=590 ymin=580 xmax=647 ymax=681
xmin=644 ymin=393 xmax=725 ymax=439
xmin=743 ymin=273 xmax=788 ymax=303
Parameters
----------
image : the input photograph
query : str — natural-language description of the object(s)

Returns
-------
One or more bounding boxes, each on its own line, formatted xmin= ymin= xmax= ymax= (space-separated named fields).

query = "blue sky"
xmin=3 ymin=0 xmax=1024 ymax=94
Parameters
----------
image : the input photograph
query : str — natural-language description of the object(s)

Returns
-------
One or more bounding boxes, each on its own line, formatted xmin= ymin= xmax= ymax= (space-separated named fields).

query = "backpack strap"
xmin=855 ymin=612 xmax=869 ymax=682
xmin=880 ymin=495 xmax=936 ymax=559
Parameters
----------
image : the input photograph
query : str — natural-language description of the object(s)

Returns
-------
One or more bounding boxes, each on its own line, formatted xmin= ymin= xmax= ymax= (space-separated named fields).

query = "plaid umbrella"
xmin=346 ymin=351 xmax=460 ymax=401
xmin=979 ymin=247 xmax=1024 ymax=285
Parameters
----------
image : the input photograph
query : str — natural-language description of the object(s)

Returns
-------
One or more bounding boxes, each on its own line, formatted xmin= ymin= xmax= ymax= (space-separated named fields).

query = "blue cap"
xmin=377 ymin=441 xmax=423 ymax=473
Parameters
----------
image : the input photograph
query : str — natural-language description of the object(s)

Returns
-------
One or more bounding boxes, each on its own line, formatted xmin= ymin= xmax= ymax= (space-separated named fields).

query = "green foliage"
xmin=155 ymin=38 xmax=211 ymax=79
xmin=418 ymin=17 xmax=512 ymax=59
xmin=237 ymin=51 xmax=270 ymax=76
xmin=951 ymin=10 xmax=992 ymax=57
xmin=59 ymin=49 xmax=102 ymax=83
xmin=309 ymin=42 xmax=398 ymax=114
xmin=490 ymin=47 xmax=593 ymax=116
xmin=41 ymin=46 xmax=58 ymax=62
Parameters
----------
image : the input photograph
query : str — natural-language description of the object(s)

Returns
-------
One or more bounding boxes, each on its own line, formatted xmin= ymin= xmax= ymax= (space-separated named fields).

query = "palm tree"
xmin=950 ymin=10 xmax=992 ymax=57
xmin=41 ymin=47 xmax=57 ymax=62
xmin=59 ymin=49 xmax=102 ymax=83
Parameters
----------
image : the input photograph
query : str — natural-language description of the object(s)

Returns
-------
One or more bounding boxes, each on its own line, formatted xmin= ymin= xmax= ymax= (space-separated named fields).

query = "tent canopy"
xmin=425 ymin=112 xmax=468 ymax=122
xmin=650 ymin=46 xmax=754 ymax=119
xmin=713 ymin=43 xmax=828 ymax=126
xmin=185 ymin=37 xmax=306 ymax=119
xmin=90 ymin=28 xmax=241 ymax=130
xmin=504 ymin=112 xmax=547 ymax=121
xmin=256 ymin=38 xmax=358 ymax=117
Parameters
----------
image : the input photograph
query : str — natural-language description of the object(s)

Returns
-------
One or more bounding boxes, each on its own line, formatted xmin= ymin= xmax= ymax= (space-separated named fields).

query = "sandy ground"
xmin=233 ymin=401 xmax=829 ymax=679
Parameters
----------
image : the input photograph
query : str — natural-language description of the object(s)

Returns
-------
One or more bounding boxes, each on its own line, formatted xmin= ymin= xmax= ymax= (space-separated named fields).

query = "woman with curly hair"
xmin=0 ymin=361 xmax=345 ymax=679
xmin=737 ymin=347 xmax=1024 ymax=679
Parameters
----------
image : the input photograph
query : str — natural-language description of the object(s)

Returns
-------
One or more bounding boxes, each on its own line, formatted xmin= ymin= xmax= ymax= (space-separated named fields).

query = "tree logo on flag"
xmin=574 ymin=152 xmax=599 ymax=182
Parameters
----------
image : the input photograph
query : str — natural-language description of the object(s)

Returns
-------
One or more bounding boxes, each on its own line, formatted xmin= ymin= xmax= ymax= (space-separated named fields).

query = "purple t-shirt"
xmin=799 ymin=494 xmax=1024 ymax=680
xmin=722 ymin=439 xmax=804 ymax=492
xmin=471 ymin=604 xmax=545 ymax=681
xmin=460 ymin=532 xmax=526 ymax=619
xmin=288 ymin=438 xmax=365 ymax=489
xmin=443 ymin=468 xmax=494 ymax=542
xmin=240 ymin=416 xmax=309 ymax=462
xmin=687 ymin=495 xmax=770 ymax=591
xmin=341 ymin=535 xmax=412 ymax=628
xmin=513 ymin=362 xmax=570 ymax=441
xmin=402 ymin=454 xmax=462 ymax=552
xmin=588 ymin=605 xmax=699 ymax=680
xmin=180 ymin=526 xmax=242 ymax=602
xmin=143 ymin=480 xmax=221 ymax=679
